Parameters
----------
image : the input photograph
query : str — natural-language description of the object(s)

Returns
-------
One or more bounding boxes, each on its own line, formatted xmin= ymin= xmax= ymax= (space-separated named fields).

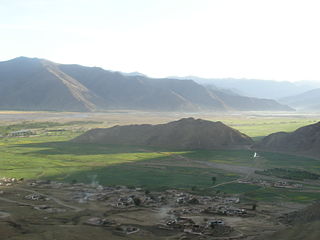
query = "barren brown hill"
xmin=262 ymin=202 xmax=320 ymax=240
xmin=254 ymin=122 xmax=320 ymax=158
xmin=281 ymin=201 xmax=320 ymax=225
xmin=72 ymin=118 xmax=253 ymax=150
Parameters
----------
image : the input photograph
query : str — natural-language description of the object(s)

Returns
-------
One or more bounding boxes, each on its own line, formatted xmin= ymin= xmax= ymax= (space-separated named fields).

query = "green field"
xmin=0 ymin=134 xmax=239 ymax=190
xmin=222 ymin=118 xmax=319 ymax=140
xmin=244 ymin=187 xmax=320 ymax=203
xmin=1 ymin=116 xmax=319 ymax=202
xmin=183 ymin=150 xmax=320 ymax=173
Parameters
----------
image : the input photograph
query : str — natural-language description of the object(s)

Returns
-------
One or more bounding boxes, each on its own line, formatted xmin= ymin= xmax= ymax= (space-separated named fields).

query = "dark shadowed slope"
xmin=254 ymin=122 xmax=320 ymax=158
xmin=72 ymin=117 xmax=253 ymax=150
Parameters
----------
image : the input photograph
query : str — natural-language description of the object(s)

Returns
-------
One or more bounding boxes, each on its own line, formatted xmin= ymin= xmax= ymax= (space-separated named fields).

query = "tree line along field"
xmin=255 ymin=168 xmax=320 ymax=180
xmin=0 ymin=114 xmax=320 ymax=203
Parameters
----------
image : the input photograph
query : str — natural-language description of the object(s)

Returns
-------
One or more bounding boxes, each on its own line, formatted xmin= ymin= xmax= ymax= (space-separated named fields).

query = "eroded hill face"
xmin=0 ymin=57 xmax=102 ymax=112
xmin=254 ymin=122 xmax=320 ymax=158
xmin=73 ymin=118 xmax=253 ymax=150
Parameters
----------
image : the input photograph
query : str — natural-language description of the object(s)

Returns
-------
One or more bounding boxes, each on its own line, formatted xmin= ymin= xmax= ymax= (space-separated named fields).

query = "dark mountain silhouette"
xmin=72 ymin=118 xmax=254 ymax=150
xmin=254 ymin=122 xmax=320 ymax=158
xmin=280 ymin=88 xmax=320 ymax=111
xmin=0 ymin=57 xmax=293 ymax=112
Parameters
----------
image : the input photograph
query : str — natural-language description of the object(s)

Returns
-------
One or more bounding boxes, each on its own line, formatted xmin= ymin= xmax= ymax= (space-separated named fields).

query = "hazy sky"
xmin=1 ymin=0 xmax=320 ymax=81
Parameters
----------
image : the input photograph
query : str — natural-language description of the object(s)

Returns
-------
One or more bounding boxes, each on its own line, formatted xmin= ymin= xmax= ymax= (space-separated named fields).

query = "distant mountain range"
xmin=172 ymin=76 xmax=319 ymax=100
xmin=280 ymin=88 xmax=320 ymax=111
xmin=0 ymin=57 xmax=293 ymax=112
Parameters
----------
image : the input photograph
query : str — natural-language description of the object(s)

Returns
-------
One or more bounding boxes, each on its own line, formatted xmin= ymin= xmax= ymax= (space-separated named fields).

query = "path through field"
xmin=169 ymin=152 xmax=265 ymax=189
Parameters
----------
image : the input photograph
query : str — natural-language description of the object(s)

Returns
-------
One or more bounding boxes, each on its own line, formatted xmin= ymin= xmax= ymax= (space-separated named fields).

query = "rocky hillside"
xmin=72 ymin=118 xmax=253 ymax=150
xmin=262 ymin=202 xmax=320 ymax=240
xmin=254 ymin=122 xmax=320 ymax=158
xmin=281 ymin=202 xmax=320 ymax=225
xmin=0 ymin=57 xmax=293 ymax=112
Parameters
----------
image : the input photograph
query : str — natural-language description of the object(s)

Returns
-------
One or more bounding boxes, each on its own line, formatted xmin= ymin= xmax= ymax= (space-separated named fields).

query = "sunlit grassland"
xmin=0 ymin=134 xmax=239 ymax=190
xmin=0 ymin=135 xmax=184 ymax=179
xmin=222 ymin=118 xmax=319 ymax=140
xmin=183 ymin=150 xmax=320 ymax=174
xmin=1 ymin=132 xmax=319 ymax=201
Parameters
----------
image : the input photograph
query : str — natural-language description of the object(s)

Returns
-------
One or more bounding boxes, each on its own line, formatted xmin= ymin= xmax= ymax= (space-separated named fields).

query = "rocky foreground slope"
xmin=262 ymin=202 xmax=320 ymax=240
xmin=72 ymin=118 xmax=253 ymax=150
xmin=254 ymin=121 xmax=320 ymax=158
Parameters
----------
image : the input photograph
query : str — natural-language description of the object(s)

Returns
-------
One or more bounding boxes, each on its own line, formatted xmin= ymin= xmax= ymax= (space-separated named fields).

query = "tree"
xmin=211 ymin=176 xmax=217 ymax=185
xmin=252 ymin=203 xmax=257 ymax=211
xmin=71 ymin=179 xmax=77 ymax=184
xmin=133 ymin=197 xmax=141 ymax=206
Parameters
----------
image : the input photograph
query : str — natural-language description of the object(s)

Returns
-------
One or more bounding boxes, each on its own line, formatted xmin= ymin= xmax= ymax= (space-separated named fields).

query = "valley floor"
xmin=0 ymin=111 xmax=320 ymax=239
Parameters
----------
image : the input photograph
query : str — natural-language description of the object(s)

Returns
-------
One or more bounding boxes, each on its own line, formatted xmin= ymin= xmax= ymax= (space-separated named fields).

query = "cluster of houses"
xmin=8 ymin=129 xmax=34 ymax=137
xmin=68 ymin=183 xmax=249 ymax=237
xmin=237 ymin=178 xmax=303 ymax=189
xmin=163 ymin=216 xmax=231 ymax=236
xmin=1 ymin=179 xmax=257 ymax=239
xmin=24 ymin=193 xmax=50 ymax=201
xmin=0 ymin=177 xmax=20 ymax=186
xmin=3 ymin=129 xmax=66 ymax=138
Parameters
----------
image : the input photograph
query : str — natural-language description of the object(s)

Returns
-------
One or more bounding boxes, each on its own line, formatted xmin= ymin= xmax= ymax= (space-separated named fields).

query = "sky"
xmin=1 ymin=0 xmax=320 ymax=81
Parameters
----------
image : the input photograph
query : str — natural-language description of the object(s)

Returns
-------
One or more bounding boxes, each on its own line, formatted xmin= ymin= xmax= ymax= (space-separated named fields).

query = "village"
xmin=0 ymin=177 xmax=288 ymax=239
xmin=237 ymin=178 xmax=303 ymax=189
